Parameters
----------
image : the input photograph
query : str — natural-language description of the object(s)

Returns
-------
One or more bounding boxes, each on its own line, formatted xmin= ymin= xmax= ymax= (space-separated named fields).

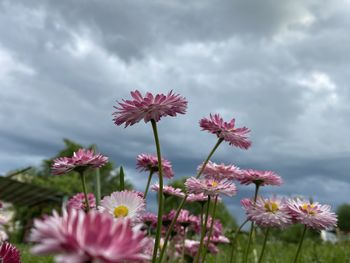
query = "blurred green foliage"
xmin=337 ymin=203 xmax=350 ymax=232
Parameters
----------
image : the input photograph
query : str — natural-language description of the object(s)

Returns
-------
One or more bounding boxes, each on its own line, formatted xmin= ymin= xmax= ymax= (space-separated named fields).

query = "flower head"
xmin=185 ymin=177 xmax=237 ymax=197
xmin=99 ymin=191 xmax=145 ymax=223
xmin=66 ymin=193 xmax=96 ymax=211
xmin=186 ymin=193 xmax=210 ymax=203
xmin=142 ymin=212 xmax=157 ymax=228
xmin=236 ymin=169 xmax=282 ymax=186
xmin=199 ymin=114 xmax=251 ymax=149
xmin=136 ymin=154 xmax=174 ymax=179
xmin=286 ymin=199 xmax=337 ymax=230
xmin=0 ymin=242 xmax=21 ymax=263
xmin=241 ymin=197 xmax=292 ymax=228
xmin=51 ymin=148 xmax=108 ymax=175
xmin=30 ymin=210 xmax=149 ymax=263
xmin=113 ymin=90 xmax=188 ymax=127
xmin=151 ymin=184 xmax=185 ymax=198
xmin=199 ymin=161 xmax=242 ymax=180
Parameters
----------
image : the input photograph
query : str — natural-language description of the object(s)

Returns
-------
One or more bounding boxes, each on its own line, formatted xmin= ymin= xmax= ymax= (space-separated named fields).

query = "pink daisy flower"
xmin=168 ymin=209 xmax=197 ymax=227
xmin=0 ymin=242 xmax=21 ymax=263
xmin=30 ymin=210 xmax=149 ymax=263
xmin=113 ymin=90 xmax=188 ymax=127
xmin=199 ymin=161 xmax=242 ymax=180
xmin=151 ymin=184 xmax=185 ymax=198
xmin=199 ymin=114 xmax=251 ymax=149
xmin=241 ymin=197 xmax=292 ymax=228
xmin=142 ymin=212 xmax=158 ymax=228
xmin=185 ymin=177 xmax=237 ymax=197
xmin=236 ymin=169 xmax=282 ymax=186
xmin=186 ymin=193 xmax=210 ymax=203
xmin=286 ymin=199 xmax=337 ymax=230
xmin=136 ymin=153 xmax=174 ymax=179
xmin=52 ymin=148 xmax=108 ymax=175
xmin=99 ymin=191 xmax=145 ymax=223
xmin=66 ymin=193 xmax=96 ymax=211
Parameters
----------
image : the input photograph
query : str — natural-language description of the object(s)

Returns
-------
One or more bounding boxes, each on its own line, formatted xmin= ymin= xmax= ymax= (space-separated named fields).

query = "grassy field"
xmin=18 ymin=239 xmax=350 ymax=263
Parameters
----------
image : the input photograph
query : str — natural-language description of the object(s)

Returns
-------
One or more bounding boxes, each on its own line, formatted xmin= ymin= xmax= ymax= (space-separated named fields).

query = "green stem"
xmin=194 ymin=196 xmax=211 ymax=263
xmin=151 ymin=120 xmax=164 ymax=263
xmin=229 ymin=219 xmax=249 ymax=263
xmin=94 ymin=168 xmax=101 ymax=207
xmin=182 ymin=227 xmax=187 ymax=263
xmin=79 ymin=171 xmax=90 ymax=212
xmin=119 ymin=166 xmax=125 ymax=191
xmin=258 ymin=228 xmax=270 ymax=263
xmin=243 ymin=184 xmax=260 ymax=263
xmin=144 ymin=170 xmax=154 ymax=199
xmin=158 ymin=139 xmax=223 ymax=263
xmin=202 ymin=195 xmax=219 ymax=263
xmin=293 ymin=225 xmax=307 ymax=263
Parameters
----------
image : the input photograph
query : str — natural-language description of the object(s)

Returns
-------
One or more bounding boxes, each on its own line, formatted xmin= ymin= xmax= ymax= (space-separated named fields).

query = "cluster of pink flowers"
xmin=52 ymin=148 xmax=108 ymax=175
xmin=26 ymin=90 xmax=338 ymax=263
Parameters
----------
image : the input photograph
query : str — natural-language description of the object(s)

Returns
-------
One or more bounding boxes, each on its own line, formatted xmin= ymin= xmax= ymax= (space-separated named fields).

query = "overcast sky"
xmin=1 ymin=0 xmax=349 ymax=222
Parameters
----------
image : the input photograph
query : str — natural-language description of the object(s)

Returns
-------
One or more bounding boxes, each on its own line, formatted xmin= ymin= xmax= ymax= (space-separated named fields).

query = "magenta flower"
xmin=185 ymin=177 xmax=237 ymax=197
xmin=199 ymin=161 xmax=242 ymax=180
xmin=0 ymin=242 xmax=21 ymax=263
xmin=151 ymin=184 xmax=185 ymax=198
xmin=30 ymin=210 xmax=149 ymax=263
xmin=199 ymin=114 xmax=251 ymax=149
xmin=113 ymin=90 xmax=188 ymax=127
xmin=99 ymin=191 xmax=145 ymax=223
xmin=168 ymin=209 xmax=197 ymax=227
xmin=241 ymin=197 xmax=292 ymax=228
xmin=66 ymin=193 xmax=96 ymax=211
xmin=52 ymin=148 xmax=108 ymax=175
xmin=236 ymin=169 xmax=282 ymax=186
xmin=186 ymin=193 xmax=210 ymax=203
xmin=142 ymin=212 xmax=158 ymax=228
xmin=137 ymin=153 xmax=174 ymax=179
xmin=286 ymin=199 xmax=337 ymax=230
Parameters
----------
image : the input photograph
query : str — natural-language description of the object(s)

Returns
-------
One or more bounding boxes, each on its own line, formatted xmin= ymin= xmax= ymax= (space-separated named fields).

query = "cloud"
xmin=0 ymin=0 xmax=349 ymax=223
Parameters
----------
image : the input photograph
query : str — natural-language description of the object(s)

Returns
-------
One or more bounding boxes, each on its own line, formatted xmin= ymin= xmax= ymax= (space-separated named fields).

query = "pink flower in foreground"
xmin=286 ymin=199 xmax=337 ymax=230
xmin=51 ymin=148 xmax=108 ymax=175
xmin=113 ymin=90 xmax=188 ymax=127
xmin=199 ymin=114 xmax=251 ymax=149
xmin=185 ymin=177 xmax=237 ymax=197
xmin=30 ymin=210 xmax=149 ymax=263
xmin=99 ymin=191 xmax=145 ymax=223
xmin=66 ymin=193 xmax=96 ymax=211
xmin=241 ymin=197 xmax=292 ymax=228
xmin=151 ymin=184 xmax=185 ymax=198
xmin=0 ymin=242 xmax=21 ymax=263
xmin=236 ymin=169 xmax=282 ymax=186
xmin=199 ymin=161 xmax=242 ymax=180
xmin=136 ymin=154 xmax=174 ymax=179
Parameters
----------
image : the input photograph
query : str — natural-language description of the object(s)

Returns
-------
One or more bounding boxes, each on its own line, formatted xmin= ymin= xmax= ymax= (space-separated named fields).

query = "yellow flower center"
xmin=264 ymin=201 xmax=279 ymax=213
xmin=211 ymin=181 xmax=218 ymax=187
xmin=301 ymin=203 xmax=316 ymax=215
xmin=113 ymin=205 xmax=129 ymax=218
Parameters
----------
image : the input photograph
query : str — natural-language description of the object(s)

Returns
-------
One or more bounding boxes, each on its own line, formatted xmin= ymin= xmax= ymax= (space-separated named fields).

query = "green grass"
xmin=17 ymin=240 xmax=350 ymax=263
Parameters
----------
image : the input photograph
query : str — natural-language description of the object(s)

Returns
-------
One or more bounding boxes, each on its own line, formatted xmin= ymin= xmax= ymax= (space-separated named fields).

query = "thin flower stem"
xmin=229 ymin=219 xmax=249 ymax=263
xmin=94 ymin=168 xmax=101 ymax=207
xmin=243 ymin=184 xmax=260 ymax=263
xmin=194 ymin=196 xmax=211 ymax=263
xmin=258 ymin=228 xmax=270 ymax=263
xmin=202 ymin=195 xmax=219 ymax=263
xmin=151 ymin=120 xmax=164 ymax=263
xmin=293 ymin=225 xmax=307 ymax=263
xmin=144 ymin=170 xmax=154 ymax=199
xmin=181 ymin=227 xmax=187 ymax=263
xmin=79 ymin=171 xmax=90 ymax=212
xmin=119 ymin=166 xmax=125 ymax=191
xmin=158 ymin=139 xmax=223 ymax=263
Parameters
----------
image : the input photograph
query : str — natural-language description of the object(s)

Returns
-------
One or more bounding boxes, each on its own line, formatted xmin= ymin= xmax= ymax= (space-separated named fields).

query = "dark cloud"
xmin=0 ymin=0 xmax=349 ymax=223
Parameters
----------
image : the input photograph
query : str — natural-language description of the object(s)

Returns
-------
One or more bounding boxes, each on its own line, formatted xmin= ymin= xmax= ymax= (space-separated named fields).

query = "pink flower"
xmin=99 ymin=191 xmax=145 ymax=223
xmin=199 ymin=114 xmax=251 ymax=149
xmin=136 ymin=154 xmax=174 ymax=179
xmin=113 ymin=90 xmax=188 ymax=127
xmin=52 ymin=148 xmax=108 ymax=175
xmin=178 ymin=240 xmax=219 ymax=258
xmin=30 ymin=210 xmax=149 ymax=263
xmin=199 ymin=161 xmax=242 ymax=180
xmin=236 ymin=169 xmax=282 ymax=186
xmin=66 ymin=193 xmax=96 ymax=211
xmin=286 ymin=199 xmax=337 ymax=230
xmin=207 ymin=235 xmax=230 ymax=244
xmin=142 ymin=212 xmax=157 ymax=228
xmin=0 ymin=242 xmax=21 ymax=263
xmin=186 ymin=193 xmax=210 ymax=203
xmin=241 ymin=197 xmax=292 ymax=228
xmin=185 ymin=177 xmax=237 ymax=197
xmin=168 ymin=210 xmax=197 ymax=227
xmin=151 ymin=184 xmax=185 ymax=198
